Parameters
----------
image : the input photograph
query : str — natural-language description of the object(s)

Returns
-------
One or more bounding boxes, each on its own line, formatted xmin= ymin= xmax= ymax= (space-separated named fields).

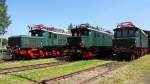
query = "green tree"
xmin=0 ymin=0 xmax=11 ymax=32
xmin=0 ymin=0 xmax=11 ymax=48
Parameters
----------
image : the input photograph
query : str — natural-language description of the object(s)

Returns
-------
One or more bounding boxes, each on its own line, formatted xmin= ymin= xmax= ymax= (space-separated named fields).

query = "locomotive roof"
xmin=87 ymin=27 xmax=113 ymax=35
xmin=9 ymin=35 xmax=44 ymax=38
xmin=71 ymin=23 xmax=113 ymax=35
xmin=29 ymin=24 xmax=71 ymax=36
xmin=49 ymin=31 xmax=71 ymax=36
xmin=30 ymin=29 xmax=71 ymax=36
xmin=144 ymin=30 xmax=150 ymax=37
xmin=140 ymin=29 xmax=148 ymax=37
xmin=114 ymin=27 xmax=148 ymax=37
xmin=113 ymin=26 xmax=139 ymax=31
xmin=114 ymin=22 xmax=148 ymax=36
xmin=71 ymin=27 xmax=113 ymax=35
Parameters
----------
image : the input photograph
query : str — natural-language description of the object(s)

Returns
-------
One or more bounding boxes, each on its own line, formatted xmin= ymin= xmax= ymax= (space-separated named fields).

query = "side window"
xmin=105 ymin=34 xmax=109 ymax=39
xmin=97 ymin=33 xmax=100 ymax=37
xmin=94 ymin=31 xmax=97 ymax=38
xmin=105 ymin=35 xmax=108 ymax=39
xmin=57 ymin=35 xmax=59 ymax=39
xmin=110 ymin=35 xmax=112 ymax=39
xmin=99 ymin=33 xmax=101 ymax=38
xmin=89 ymin=31 xmax=91 ymax=35
xmin=59 ymin=35 xmax=61 ymax=39
xmin=59 ymin=35 xmax=63 ymax=39
xmin=54 ymin=34 xmax=57 ymax=39
xmin=49 ymin=32 xmax=52 ymax=38
xmin=101 ymin=34 xmax=104 ymax=38
xmin=123 ymin=30 xmax=128 ymax=37
xmin=128 ymin=29 xmax=134 ymax=36
xmin=102 ymin=34 xmax=105 ymax=39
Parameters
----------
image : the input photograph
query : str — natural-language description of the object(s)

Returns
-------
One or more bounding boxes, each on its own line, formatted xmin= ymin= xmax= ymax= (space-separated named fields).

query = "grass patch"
xmin=93 ymin=54 xmax=150 ymax=84
xmin=0 ymin=75 xmax=31 ymax=84
xmin=0 ymin=58 xmax=58 ymax=69
xmin=0 ymin=59 xmax=110 ymax=84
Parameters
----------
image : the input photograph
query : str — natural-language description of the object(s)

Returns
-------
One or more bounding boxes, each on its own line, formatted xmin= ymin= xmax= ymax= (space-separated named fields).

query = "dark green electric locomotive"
xmin=113 ymin=22 xmax=149 ymax=60
xmin=144 ymin=30 xmax=150 ymax=53
xmin=67 ymin=23 xmax=113 ymax=59
xmin=7 ymin=24 xmax=70 ymax=59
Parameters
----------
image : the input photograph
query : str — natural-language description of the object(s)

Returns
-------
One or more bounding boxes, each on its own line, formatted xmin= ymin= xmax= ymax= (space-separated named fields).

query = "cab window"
xmin=128 ymin=29 xmax=134 ymax=36
xmin=102 ymin=34 xmax=105 ymax=39
xmin=71 ymin=28 xmax=89 ymax=36
xmin=49 ymin=32 xmax=52 ymax=38
xmin=116 ymin=30 xmax=122 ymax=37
xmin=54 ymin=34 xmax=57 ymax=39
xmin=31 ymin=30 xmax=43 ymax=37
xmin=122 ymin=29 xmax=128 ymax=37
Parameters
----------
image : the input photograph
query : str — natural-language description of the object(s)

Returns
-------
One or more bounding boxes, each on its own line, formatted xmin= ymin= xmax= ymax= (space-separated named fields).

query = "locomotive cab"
xmin=113 ymin=27 xmax=138 ymax=48
xmin=67 ymin=24 xmax=90 ymax=47
xmin=67 ymin=23 xmax=113 ymax=59
xmin=113 ymin=22 xmax=149 ymax=60
xmin=30 ymin=29 xmax=43 ymax=37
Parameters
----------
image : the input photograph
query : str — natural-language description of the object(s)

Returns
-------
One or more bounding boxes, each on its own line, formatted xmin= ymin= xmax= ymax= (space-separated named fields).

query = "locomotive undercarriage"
xmin=7 ymin=46 xmax=67 ymax=60
xmin=114 ymin=48 xmax=149 ymax=61
xmin=63 ymin=46 xmax=113 ymax=59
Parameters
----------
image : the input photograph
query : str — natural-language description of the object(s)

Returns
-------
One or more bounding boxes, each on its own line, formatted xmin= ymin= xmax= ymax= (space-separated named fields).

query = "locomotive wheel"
xmin=23 ymin=55 xmax=31 ymax=60
xmin=28 ymin=50 xmax=37 ymax=59
xmin=39 ymin=50 xmax=45 ymax=58
xmin=70 ymin=53 xmax=80 ymax=60
xmin=131 ymin=53 xmax=135 ymax=60
xmin=137 ymin=51 xmax=142 ymax=58
xmin=45 ymin=51 xmax=48 ymax=57
xmin=56 ymin=51 xmax=60 ymax=57
xmin=15 ymin=54 xmax=22 ymax=60
xmin=11 ymin=53 xmax=17 ymax=60
xmin=86 ymin=51 xmax=95 ymax=59
xmin=115 ymin=53 xmax=123 ymax=61
xmin=120 ymin=53 xmax=126 ymax=61
xmin=52 ymin=50 xmax=56 ymax=57
xmin=123 ymin=53 xmax=129 ymax=61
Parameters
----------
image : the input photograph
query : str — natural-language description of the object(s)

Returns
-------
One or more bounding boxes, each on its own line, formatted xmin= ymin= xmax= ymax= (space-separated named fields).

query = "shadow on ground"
xmin=55 ymin=54 xmax=121 ymax=62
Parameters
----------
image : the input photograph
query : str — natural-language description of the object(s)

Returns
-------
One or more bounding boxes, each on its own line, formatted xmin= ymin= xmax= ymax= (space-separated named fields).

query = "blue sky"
xmin=5 ymin=0 xmax=150 ymax=38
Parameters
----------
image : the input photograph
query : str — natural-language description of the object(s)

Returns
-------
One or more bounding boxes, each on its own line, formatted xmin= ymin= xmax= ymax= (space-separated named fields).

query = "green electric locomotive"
xmin=144 ymin=30 xmax=150 ymax=53
xmin=66 ymin=23 xmax=113 ymax=59
xmin=113 ymin=22 xmax=149 ymax=60
xmin=7 ymin=24 xmax=71 ymax=59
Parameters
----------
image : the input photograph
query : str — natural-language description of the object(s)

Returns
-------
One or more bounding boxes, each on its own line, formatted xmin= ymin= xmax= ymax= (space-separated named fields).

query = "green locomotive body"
xmin=8 ymin=35 xmax=44 ymax=49
xmin=67 ymin=23 xmax=113 ymax=59
xmin=113 ymin=22 xmax=149 ymax=60
xmin=143 ymin=30 xmax=150 ymax=53
xmin=7 ymin=22 xmax=149 ymax=60
xmin=7 ymin=24 xmax=71 ymax=59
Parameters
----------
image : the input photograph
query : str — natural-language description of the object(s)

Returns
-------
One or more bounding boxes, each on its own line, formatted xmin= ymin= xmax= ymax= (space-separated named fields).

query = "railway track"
xmin=0 ymin=59 xmax=29 ymax=64
xmin=0 ymin=60 xmax=4 ymax=63
xmin=37 ymin=62 xmax=127 ymax=84
xmin=0 ymin=61 xmax=70 ymax=74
